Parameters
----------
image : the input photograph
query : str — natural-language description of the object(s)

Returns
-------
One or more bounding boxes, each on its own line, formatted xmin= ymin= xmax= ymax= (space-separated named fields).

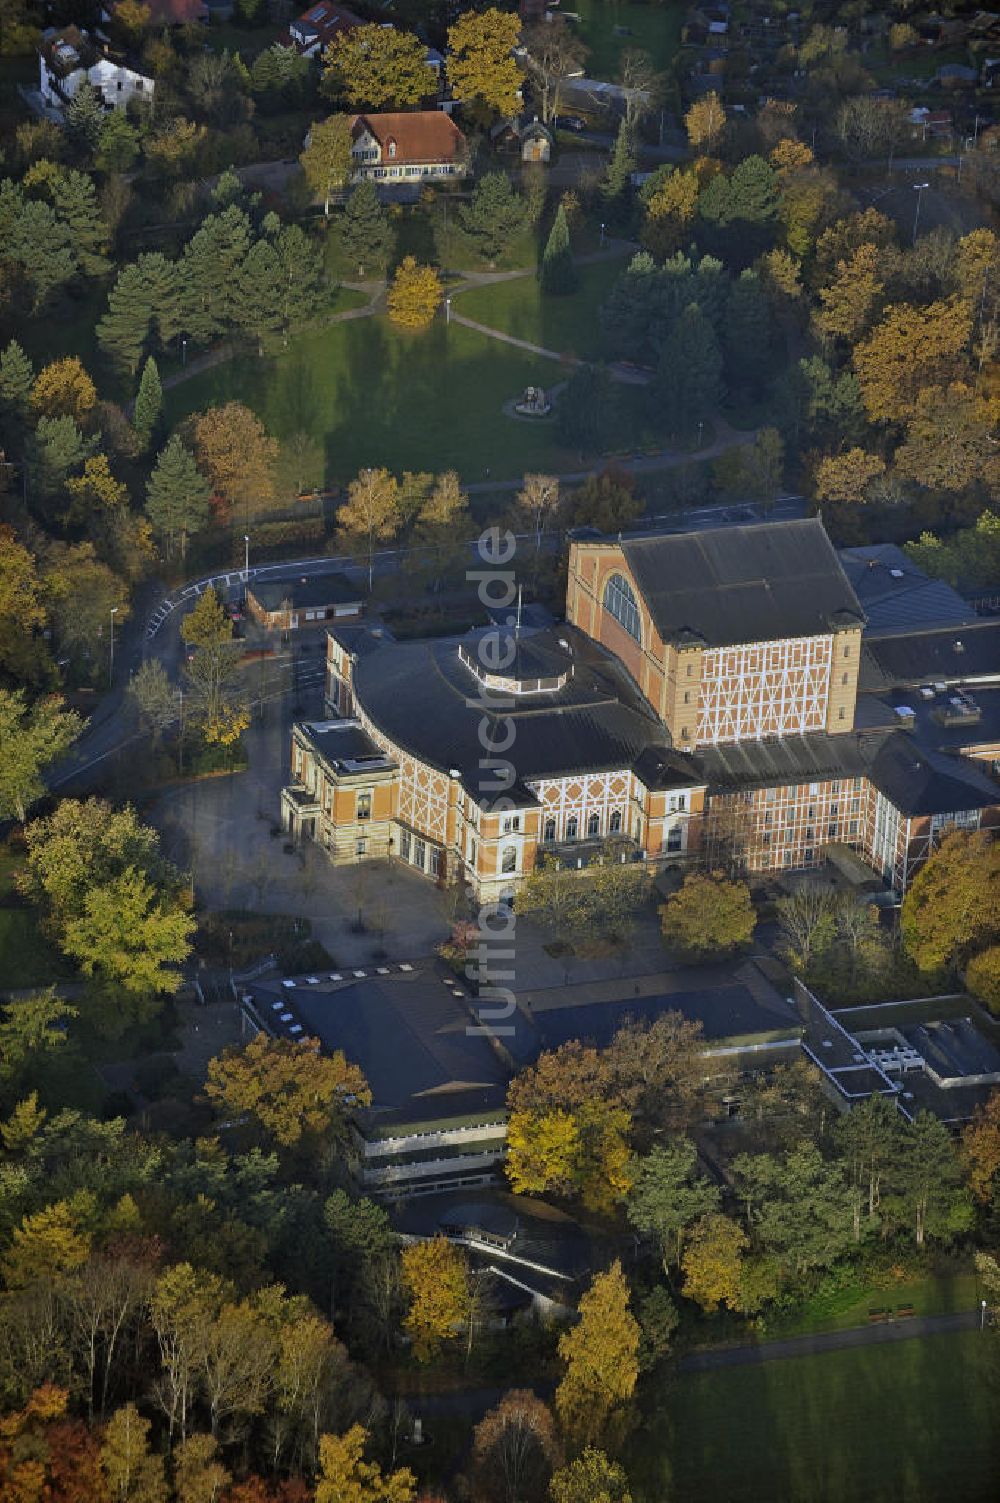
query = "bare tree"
xmin=522 ymin=22 xmax=588 ymax=124
xmin=775 ymin=882 xmax=839 ymax=970
xmin=620 ymin=48 xmax=665 ymax=133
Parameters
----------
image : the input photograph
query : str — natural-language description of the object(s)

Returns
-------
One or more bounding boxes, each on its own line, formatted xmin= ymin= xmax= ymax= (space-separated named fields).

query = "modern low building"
xmin=39 ymin=26 xmax=154 ymax=112
xmin=349 ymin=111 xmax=469 ymax=185
xmin=246 ymin=573 xmax=364 ymax=632
xmin=238 ymin=962 xmax=510 ymax=1197
xmin=283 ymin=518 xmax=1000 ymax=898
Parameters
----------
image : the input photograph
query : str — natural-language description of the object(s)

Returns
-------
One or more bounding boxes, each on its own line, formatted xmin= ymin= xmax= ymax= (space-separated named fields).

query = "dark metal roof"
xmin=248 ymin=966 xmax=508 ymax=1129
xmin=838 ymin=544 xmax=975 ymax=635
xmin=859 ymin=620 xmax=1000 ymax=692
xmin=349 ymin=624 xmax=703 ymax=802
xmin=615 ymin=518 xmax=864 ymax=648
xmin=864 ymin=733 xmax=1000 ymax=817
xmin=249 ymin=571 xmax=363 ymax=613
xmin=697 ymin=731 xmax=870 ymax=791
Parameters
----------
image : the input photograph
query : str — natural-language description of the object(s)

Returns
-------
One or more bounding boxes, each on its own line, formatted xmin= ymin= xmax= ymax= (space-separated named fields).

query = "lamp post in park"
xmin=109 ymin=605 xmax=119 ymax=687
xmin=912 ymin=181 xmax=930 ymax=246
xmin=243 ymin=533 xmax=250 ymax=584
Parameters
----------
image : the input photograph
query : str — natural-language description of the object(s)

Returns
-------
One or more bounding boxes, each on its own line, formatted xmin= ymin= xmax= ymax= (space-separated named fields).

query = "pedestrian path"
xmin=679 ymin=1307 xmax=980 ymax=1373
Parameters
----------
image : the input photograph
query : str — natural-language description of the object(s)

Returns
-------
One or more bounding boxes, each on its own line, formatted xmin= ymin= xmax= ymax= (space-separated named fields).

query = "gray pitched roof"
xmin=859 ymin=620 xmax=1000 ymax=692
xmin=618 ymin=518 xmax=864 ymax=648
xmin=838 ymin=544 xmax=975 ymax=635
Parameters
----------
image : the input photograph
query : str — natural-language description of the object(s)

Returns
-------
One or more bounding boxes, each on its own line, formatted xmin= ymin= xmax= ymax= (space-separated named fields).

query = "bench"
xmin=868 ymin=1308 xmax=888 ymax=1323
xmin=896 ymin=1304 xmax=916 ymax=1319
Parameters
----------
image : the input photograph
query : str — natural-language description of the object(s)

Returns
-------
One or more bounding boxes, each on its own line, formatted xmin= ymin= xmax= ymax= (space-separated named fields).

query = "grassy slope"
xmin=634 ymin=1330 xmax=1000 ymax=1503
xmin=453 ymin=258 xmax=623 ymax=362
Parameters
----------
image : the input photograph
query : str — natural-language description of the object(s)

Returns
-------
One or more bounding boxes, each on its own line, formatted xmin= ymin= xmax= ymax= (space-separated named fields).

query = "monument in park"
xmin=514 ymin=384 xmax=552 ymax=417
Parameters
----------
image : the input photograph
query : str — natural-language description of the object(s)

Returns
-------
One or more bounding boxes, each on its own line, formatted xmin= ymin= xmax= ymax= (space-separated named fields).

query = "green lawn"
xmin=633 ymin=1331 xmax=1000 ymax=1503
xmin=166 ymin=312 xmax=644 ymax=482
xmin=771 ymin=1270 xmax=980 ymax=1337
xmin=0 ymin=846 xmax=72 ymax=992
xmin=0 ymin=910 xmax=71 ymax=991
xmin=572 ymin=0 xmax=685 ymax=79
xmin=453 ymin=258 xmax=625 ymax=362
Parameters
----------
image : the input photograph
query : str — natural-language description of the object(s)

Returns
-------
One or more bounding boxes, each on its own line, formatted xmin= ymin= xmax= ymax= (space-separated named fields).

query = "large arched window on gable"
xmin=603 ymin=573 xmax=641 ymax=643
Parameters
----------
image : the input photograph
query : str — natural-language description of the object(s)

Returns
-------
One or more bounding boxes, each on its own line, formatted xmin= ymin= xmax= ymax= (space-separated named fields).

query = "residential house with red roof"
xmin=349 ymin=111 xmax=469 ymax=185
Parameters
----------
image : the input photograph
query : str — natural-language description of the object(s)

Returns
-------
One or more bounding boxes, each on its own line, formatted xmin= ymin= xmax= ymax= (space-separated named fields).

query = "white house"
xmin=39 ymin=26 xmax=154 ymax=113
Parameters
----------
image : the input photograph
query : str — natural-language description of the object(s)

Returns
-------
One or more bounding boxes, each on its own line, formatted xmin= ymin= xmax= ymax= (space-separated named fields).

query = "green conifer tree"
xmin=181 ymin=205 xmax=253 ymax=344
xmin=654 ymin=301 xmax=723 ymax=434
xmin=139 ymin=251 xmax=184 ymax=349
xmin=723 ymin=269 xmax=773 ymax=391
xmin=540 ymin=203 xmax=577 ymax=295
xmin=0 ymin=340 xmax=35 ymax=415
xmin=235 ymin=238 xmax=285 ymax=352
xmin=134 ymin=357 xmax=162 ymax=447
xmin=145 ymin=435 xmax=211 ymax=561
xmin=340 ymin=181 xmax=394 ymax=277
xmin=98 ymin=263 xmax=154 ymax=373
xmin=602 ymin=119 xmax=636 ymax=227
xmin=50 ymin=169 xmax=109 ymax=277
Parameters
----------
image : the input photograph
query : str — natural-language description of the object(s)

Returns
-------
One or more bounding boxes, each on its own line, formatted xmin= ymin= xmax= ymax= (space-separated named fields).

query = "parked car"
xmin=555 ymin=114 xmax=587 ymax=133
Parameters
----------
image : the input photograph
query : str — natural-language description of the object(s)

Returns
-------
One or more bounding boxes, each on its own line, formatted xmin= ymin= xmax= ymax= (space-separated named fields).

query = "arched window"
xmin=603 ymin=573 xmax=641 ymax=642
xmin=587 ymin=812 xmax=600 ymax=837
xmin=500 ymin=844 xmax=517 ymax=874
xmin=544 ymin=817 xmax=556 ymax=843
xmin=610 ymin=809 xmax=622 ymax=834
xmin=566 ymin=815 xmax=578 ymax=841
xmin=387 ymin=139 xmax=397 ymax=159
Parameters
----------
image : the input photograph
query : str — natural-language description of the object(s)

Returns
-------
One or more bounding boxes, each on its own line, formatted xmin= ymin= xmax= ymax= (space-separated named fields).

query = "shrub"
xmin=232 ymin=517 xmax=323 ymax=561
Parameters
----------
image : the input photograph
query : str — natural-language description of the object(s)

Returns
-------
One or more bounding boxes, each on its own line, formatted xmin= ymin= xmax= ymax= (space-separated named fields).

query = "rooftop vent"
xmin=889 ymin=568 xmax=905 ymax=578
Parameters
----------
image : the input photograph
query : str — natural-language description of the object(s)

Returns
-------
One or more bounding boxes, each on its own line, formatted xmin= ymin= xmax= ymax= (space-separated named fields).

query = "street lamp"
xmin=243 ymin=533 xmax=250 ymax=584
xmin=181 ymin=337 xmax=188 ymax=368
xmin=912 ymin=181 xmax=930 ymax=246
xmin=445 ymin=296 xmax=451 ymax=325
xmin=982 ymin=1298 xmax=988 ymax=1331
xmin=600 ymin=221 xmax=606 ymax=247
xmin=109 ymin=605 xmax=119 ymax=687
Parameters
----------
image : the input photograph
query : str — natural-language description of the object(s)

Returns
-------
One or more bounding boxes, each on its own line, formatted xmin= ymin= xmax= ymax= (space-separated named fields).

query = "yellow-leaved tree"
xmin=813 ymin=448 xmax=886 ymax=504
xmin=316 ymin=1424 xmax=416 ymax=1503
xmin=555 ymin=1261 xmax=639 ymax=1452
xmin=680 ymin=1212 xmax=748 ymax=1312
xmin=387 ymin=256 xmax=442 ymax=331
xmin=446 ymin=8 xmax=522 ymax=117
xmin=853 ymin=297 xmax=972 ymax=424
xmin=400 ymin=1235 xmax=469 ymax=1362
xmin=30 ymin=357 xmax=97 ymax=421
xmin=684 ymin=90 xmax=726 ymax=151
xmin=205 ymin=1033 xmax=371 ymax=1150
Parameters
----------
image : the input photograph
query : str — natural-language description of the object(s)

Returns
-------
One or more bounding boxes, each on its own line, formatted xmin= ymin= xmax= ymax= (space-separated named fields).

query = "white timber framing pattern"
xmin=697 ymin=635 xmax=833 ymax=746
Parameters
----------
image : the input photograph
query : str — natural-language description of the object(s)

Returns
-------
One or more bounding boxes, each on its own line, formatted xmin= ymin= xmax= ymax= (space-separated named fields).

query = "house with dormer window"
xmin=349 ymin=111 xmax=469 ymax=185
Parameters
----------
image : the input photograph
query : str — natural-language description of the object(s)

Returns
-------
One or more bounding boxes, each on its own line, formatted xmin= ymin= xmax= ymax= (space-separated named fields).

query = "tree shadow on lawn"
xmin=325 ymin=315 xmax=571 ymax=482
